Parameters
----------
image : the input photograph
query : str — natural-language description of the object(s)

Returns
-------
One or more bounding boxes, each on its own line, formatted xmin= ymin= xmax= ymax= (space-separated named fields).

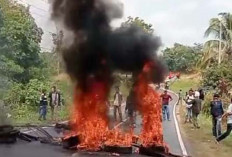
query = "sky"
xmin=17 ymin=0 xmax=232 ymax=51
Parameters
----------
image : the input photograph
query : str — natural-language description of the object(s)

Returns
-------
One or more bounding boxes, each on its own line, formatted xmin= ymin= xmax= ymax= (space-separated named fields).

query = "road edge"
xmin=168 ymin=89 xmax=188 ymax=156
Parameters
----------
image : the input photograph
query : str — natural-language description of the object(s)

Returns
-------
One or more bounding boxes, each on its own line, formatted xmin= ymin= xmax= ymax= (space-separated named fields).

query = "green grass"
xmin=11 ymin=105 xmax=70 ymax=125
xmin=172 ymin=76 xmax=232 ymax=157
xmin=170 ymin=77 xmax=199 ymax=93
xmin=9 ymin=78 xmax=73 ymax=125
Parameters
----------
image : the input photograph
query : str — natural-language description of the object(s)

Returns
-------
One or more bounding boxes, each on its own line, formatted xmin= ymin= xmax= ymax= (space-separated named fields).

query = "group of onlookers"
xmin=211 ymin=94 xmax=232 ymax=143
xmin=179 ymin=88 xmax=232 ymax=143
xmin=112 ymin=86 xmax=136 ymax=127
xmin=39 ymin=86 xmax=63 ymax=121
xmin=183 ymin=89 xmax=204 ymax=128
xmin=50 ymin=83 xmax=232 ymax=144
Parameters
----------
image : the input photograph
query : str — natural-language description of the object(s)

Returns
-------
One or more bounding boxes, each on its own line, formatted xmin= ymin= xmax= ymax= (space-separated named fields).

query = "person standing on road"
xmin=113 ymin=86 xmax=123 ymax=122
xmin=187 ymin=96 xmax=202 ymax=128
xmin=160 ymin=90 xmax=173 ymax=121
xmin=185 ymin=90 xmax=194 ymax=123
xmin=210 ymin=94 xmax=224 ymax=137
xmin=49 ymin=86 xmax=61 ymax=121
xmin=216 ymin=98 xmax=232 ymax=143
xmin=126 ymin=89 xmax=136 ymax=127
xmin=38 ymin=89 xmax=48 ymax=121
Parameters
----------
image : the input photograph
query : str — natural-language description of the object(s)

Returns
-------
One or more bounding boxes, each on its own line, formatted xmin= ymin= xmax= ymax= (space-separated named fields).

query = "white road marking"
xmin=150 ymin=84 xmax=188 ymax=156
xmin=168 ymin=89 xmax=188 ymax=156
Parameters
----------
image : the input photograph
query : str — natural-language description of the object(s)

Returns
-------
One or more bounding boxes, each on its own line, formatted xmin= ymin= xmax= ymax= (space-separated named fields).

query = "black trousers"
xmin=217 ymin=123 xmax=232 ymax=142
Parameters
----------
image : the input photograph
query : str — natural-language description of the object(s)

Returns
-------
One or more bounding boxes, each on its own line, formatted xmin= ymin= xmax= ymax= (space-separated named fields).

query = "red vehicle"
xmin=168 ymin=72 xmax=180 ymax=79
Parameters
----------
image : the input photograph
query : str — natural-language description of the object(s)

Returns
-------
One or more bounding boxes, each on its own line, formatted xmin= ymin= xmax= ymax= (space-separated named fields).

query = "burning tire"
xmin=62 ymin=135 xmax=80 ymax=149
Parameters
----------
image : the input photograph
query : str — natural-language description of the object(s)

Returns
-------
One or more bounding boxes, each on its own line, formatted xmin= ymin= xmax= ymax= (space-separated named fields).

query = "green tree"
xmin=203 ymin=12 xmax=232 ymax=65
xmin=162 ymin=43 xmax=202 ymax=72
xmin=121 ymin=16 xmax=154 ymax=34
xmin=202 ymin=62 xmax=232 ymax=88
xmin=0 ymin=0 xmax=43 ymax=83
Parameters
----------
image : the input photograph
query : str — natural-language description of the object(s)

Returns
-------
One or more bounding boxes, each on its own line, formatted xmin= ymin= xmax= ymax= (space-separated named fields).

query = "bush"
xmin=24 ymin=79 xmax=51 ymax=107
xmin=4 ymin=79 xmax=51 ymax=108
xmin=4 ymin=82 xmax=24 ymax=106
xmin=202 ymin=63 xmax=232 ymax=88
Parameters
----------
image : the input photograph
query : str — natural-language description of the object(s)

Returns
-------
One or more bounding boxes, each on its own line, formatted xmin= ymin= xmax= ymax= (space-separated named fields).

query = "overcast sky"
xmin=18 ymin=0 xmax=232 ymax=51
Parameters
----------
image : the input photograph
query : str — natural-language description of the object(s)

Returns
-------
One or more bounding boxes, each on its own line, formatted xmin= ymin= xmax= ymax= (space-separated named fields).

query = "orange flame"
xmin=105 ymin=128 xmax=133 ymax=147
xmin=68 ymin=79 xmax=133 ymax=150
xmin=71 ymin=81 xmax=109 ymax=151
xmin=135 ymin=62 xmax=165 ymax=147
xmin=66 ymin=62 xmax=167 ymax=151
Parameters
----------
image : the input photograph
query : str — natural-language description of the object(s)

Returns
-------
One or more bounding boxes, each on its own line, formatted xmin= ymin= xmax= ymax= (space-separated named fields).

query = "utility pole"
xmin=52 ymin=27 xmax=63 ymax=75
xmin=219 ymin=20 xmax=222 ymax=65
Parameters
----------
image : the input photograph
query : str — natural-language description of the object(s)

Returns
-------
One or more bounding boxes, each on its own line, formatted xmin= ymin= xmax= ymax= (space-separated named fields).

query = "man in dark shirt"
xmin=126 ymin=89 xmax=136 ymax=127
xmin=39 ymin=89 xmax=48 ymax=121
xmin=210 ymin=94 xmax=224 ymax=137
xmin=160 ymin=90 xmax=173 ymax=121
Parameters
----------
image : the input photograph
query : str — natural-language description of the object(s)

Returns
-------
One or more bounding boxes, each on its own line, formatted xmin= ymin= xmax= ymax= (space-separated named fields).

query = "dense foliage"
xmin=202 ymin=63 xmax=232 ymax=88
xmin=200 ymin=12 xmax=232 ymax=91
xmin=121 ymin=16 xmax=154 ymax=34
xmin=0 ymin=0 xmax=56 ymax=123
xmin=0 ymin=0 xmax=43 ymax=83
xmin=162 ymin=43 xmax=202 ymax=72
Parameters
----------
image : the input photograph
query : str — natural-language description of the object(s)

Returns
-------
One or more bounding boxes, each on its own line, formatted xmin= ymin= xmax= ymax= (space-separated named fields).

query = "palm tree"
xmin=202 ymin=13 xmax=232 ymax=66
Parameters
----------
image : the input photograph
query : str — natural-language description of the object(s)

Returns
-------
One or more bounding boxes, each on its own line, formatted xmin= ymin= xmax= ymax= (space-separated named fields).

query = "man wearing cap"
xmin=160 ymin=90 xmax=173 ymax=121
xmin=210 ymin=94 xmax=224 ymax=137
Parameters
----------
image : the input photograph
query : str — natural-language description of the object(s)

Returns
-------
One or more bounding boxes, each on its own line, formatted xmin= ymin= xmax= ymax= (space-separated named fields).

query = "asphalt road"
xmin=118 ymin=90 xmax=183 ymax=156
xmin=162 ymin=91 xmax=182 ymax=155
xmin=0 ymin=91 xmax=184 ymax=157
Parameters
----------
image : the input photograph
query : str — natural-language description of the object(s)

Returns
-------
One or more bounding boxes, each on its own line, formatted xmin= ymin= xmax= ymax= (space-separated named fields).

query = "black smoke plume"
xmin=51 ymin=0 xmax=167 ymax=90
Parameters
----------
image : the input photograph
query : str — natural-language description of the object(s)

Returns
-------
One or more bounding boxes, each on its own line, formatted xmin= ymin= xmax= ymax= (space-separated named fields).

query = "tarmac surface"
xmin=0 ymin=91 xmax=184 ymax=157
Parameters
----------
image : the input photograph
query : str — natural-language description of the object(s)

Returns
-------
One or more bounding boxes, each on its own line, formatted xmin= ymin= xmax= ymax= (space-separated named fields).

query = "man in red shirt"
xmin=160 ymin=90 xmax=173 ymax=121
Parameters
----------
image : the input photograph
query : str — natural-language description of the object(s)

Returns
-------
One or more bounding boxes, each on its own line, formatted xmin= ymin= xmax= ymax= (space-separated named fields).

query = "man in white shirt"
xmin=216 ymin=98 xmax=232 ymax=143
xmin=195 ymin=90 xmax=200 ymax=98
xmin=185 ymin=90 xmax=194 ymax=123
xmin=113 ymin=86 xmax=123 ymax=122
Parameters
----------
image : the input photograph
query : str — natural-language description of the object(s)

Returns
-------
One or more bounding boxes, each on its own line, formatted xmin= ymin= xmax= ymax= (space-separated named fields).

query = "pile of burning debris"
xmin=0 ymin=123 xmax=183 ymax=157
xmin=57 ymin=122 xmax=183 ymax=157
xmin=1 ymin=0 xmax=186 ymax=156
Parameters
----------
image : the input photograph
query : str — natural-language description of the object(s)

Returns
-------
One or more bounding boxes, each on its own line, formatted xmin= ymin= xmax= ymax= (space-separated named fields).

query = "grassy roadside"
xmin=10 ymin=75 xmax=73 ymax=125
xmin=10 ymin=74 xmax=130 ymax=125
xmin=170 ymin=76 xmax=199 ymax=93
xmin=171 ymin=75 xmax=232 ymax=157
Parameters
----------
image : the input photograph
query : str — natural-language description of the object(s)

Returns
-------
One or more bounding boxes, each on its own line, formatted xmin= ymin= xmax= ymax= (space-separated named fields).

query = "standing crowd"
xmin=177 ymin=88 xmax=232 ymax=143
xmin=184 ymin=89 xmax=203 ymax=128
xmin=42 ymin=84 xmax=232 ymax=144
